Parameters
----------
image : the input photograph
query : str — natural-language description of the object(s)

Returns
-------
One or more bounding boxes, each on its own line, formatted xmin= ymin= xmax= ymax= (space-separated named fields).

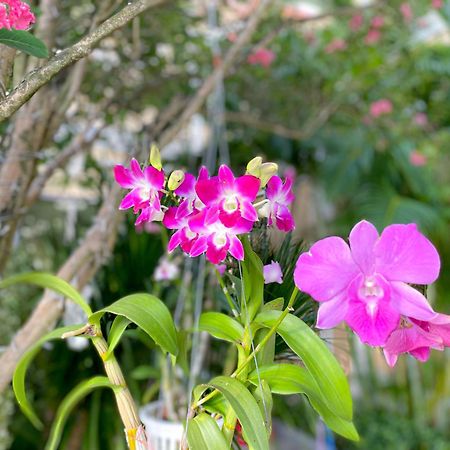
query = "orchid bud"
xmin=259 ymin=162 xmax=278 ymax=187
xmin=246 ymin=156 xmax=263 ymax=176
xmin=168 ymin=170 xmax=185 ymax=191
xmin=149 ymin=144 xmax=162 ymax=170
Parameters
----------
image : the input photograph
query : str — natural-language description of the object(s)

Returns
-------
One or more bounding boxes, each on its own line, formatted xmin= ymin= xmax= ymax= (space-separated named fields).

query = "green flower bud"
xmin=259 ymin=162 xmax=278 ymax=187
xmin=149 ymin=144 xmax=162 ymax=170
xmin=168 ymin=170 xmax=185 ymax=191
xmin=246 ymin=156 xmax=263 ymax=177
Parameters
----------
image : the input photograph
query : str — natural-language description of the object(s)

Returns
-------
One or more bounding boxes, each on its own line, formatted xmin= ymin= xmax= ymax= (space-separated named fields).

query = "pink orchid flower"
xmin=195 ymin=164 xmax=260 ymax=228
xmin=409 ymin=150 xmax=427 ymax=167
xmin=174 ymin=167 xmax=208 ymax=218
xmin=383 ymin=314 xmax=450 ymax=366
xmin=365 ymin=29 xmax=381 ymax=45
xmin=0 ymin=0 xmax=35 ymax=30
xmin=114 ymin=158 xmax=165 ymax=225
xmin=263 ymin=261 xmax=283 ymax=284
xmin=432 ymin=0 xmax=443 ymax=9
xmin=154 ymin=257 xmax=179 ymax=281
xmin=163 ymin=206 xmax=198 ymax=254
xmin=371 ymin=16 xmax=385 ymax=29
xmin=259 ymin=175 xmax=295 ymax=232
xmin=188 ymin=208 xmax=253 ymax=264
xmin=294 ymin=220 xmax=440 ymax=346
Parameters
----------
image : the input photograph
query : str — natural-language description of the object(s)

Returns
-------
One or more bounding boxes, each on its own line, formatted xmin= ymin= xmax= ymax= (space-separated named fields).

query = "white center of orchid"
xmin=223 ymin=196 xmax=238 ymax=213
xmin=360 ymin=276 xmax=383 ymax=298
xmin=213 ymin=233 xmax=227 ymax=248
xmin=185 ymin=229 xmax=196 ymax=240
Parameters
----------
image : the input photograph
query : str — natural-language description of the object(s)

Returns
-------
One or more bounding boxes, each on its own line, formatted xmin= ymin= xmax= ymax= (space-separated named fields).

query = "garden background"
xmin=0 ymin=0 xmax=449 ymax=449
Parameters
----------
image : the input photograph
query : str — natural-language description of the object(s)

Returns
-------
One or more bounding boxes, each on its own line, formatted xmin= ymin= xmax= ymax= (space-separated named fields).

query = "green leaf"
xmin=207 ymin=376 xmax=269 ymax=450
xmin=130 ymin=365 xmax=160 ymax=380
xmin=240 ymin=236 xmax=264 ymax=321
xmin=45 ymin=376 xmax=116 ymax=450
xmin=198 ymin=312 xmax=244 ymax=343
xmin=105 ymin=316 xmax=131 ymax=359
xmin=89 ymin=293 xmax=177 ymax=356
xmin=12 ymin=324 xmax=84 ymax=429
xmin=262 ymin=297 xmax=284 ymax=311
xmin=0 ymin=29 xmax=49 ymax=58
xmin=187 ymin=413 xmax=228 ymax=450
xmin=255 ymin=311 xmax=353 ymax=421
xmin=252 ymin=380 xmax=273 ymax=435
xmin=248 ymin=364 xmax=359 ymax=441
xmin=0 ymin=272 xmax=92 ymax=316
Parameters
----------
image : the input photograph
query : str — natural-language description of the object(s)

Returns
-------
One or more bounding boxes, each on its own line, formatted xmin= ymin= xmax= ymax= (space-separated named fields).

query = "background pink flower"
xmin=410 ymin=150 xmax=427 ymax=167
xmin=349 ymin=13 xmax=364 ymax=31
xmin=247 ymin=48 xmax=276 ymax=68
xmin=365 ymin=29 xmax=381 ymax=45
xmin=263 ymin=261 xmax=283 ymax=284
xmin=400 ymin=3 xmax=413 ymax=22
xmin=370 ymin=99 xmax=393 ymax=117
xmin=0 ymin=0 xmax=35 ymax=30
xmin=371 ymin=16 xmax=385 ymax=29
xmin=325 ymin=38 xmax=347 ymax=54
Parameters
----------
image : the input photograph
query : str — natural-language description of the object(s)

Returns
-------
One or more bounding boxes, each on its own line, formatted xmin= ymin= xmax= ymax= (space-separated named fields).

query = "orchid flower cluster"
xmin=0 ymin=0 xmax=35 ymax=30
xmin=115 ymin=151 xmax=449 ymax=369
xmin=114 ymin=149 xmax=295 ymax=264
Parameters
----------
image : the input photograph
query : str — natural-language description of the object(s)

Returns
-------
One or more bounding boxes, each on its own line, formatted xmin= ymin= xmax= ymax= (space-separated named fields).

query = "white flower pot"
xmin=140 ymin=401 xmax=184 ymax=450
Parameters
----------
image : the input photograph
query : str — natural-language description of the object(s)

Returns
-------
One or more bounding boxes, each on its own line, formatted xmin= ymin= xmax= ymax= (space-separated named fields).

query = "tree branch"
xmin=158 ymin=0 xmax=274 ymax=148
xmin=0 ymin=0 xmax=166 ymax=122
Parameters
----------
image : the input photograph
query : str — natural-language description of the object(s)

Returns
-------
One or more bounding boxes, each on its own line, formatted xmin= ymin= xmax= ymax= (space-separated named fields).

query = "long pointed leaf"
xmin=187 ymin=413 xmax=228 ymax=450
xmin=12 ymin=324 xmax=84 ymax=429
xmin=207 ymin=376 xmax=270 ymax=450
xmin=0 ymin=272 xmax=92 ymax=316
xmin=255 ymin=311 xmax=353 ymax=421
xmin=248 ymin=364 xmax=359 ymax=441
xmin=89 ymin=293 xmax=177 ymax=356
xmin=105 ymin=316 xmax=131 ymax=359
xmin=198 ymin=312 xmax=244 ymax=343
xmin=45 ymin=376 xmax=115 ymax=450
xmin=0 ymin=29 xmax=49 ymax=58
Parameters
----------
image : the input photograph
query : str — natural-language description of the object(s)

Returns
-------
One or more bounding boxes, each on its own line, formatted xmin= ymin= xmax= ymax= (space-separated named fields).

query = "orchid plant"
xmin=2 ymin=147 xmax=449 ymax=450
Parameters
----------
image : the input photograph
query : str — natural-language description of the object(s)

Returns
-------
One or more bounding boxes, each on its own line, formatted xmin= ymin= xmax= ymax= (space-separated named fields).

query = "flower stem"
xmin=193 ymin=286 xmax=299 ymax=409
xmin=91 ymin=331 xmax=147 ymax=450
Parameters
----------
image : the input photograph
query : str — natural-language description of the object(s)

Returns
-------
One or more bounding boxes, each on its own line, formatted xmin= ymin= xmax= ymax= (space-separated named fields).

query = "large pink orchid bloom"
xmin=294 ymin=220 xmax=440 ymax=346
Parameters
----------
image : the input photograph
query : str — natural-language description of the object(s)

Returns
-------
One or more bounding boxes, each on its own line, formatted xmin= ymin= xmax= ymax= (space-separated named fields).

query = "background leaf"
xmin=45 ymin=376 xmax=115 ymax=450
xmin=89 ymin=293 xmax=178 ymax=356
xmin=12 ymin=324 xmax=84 ymax=429
xmin=0 ymin=29 xmax=49 ymax=58
xmin=0 ymin=272 xmax=92 ymax=316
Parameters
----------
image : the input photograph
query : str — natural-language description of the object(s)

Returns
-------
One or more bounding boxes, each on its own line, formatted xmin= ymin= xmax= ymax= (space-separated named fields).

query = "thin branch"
xmin=25 ymin=123 xmax=105 ymax=207
xmin=0 ymin=0 xmax=167 ymax=122
xmin=158 ymin=0 xmax=274 ymax=148
xmin=225 ymin=101 xmax=338 ymax=141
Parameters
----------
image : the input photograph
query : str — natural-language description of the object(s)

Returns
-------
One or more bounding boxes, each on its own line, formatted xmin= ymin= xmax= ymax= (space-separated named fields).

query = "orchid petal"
xmin=218 ymin=165 xmax=235 ymax=187
xmin=390 ymin=281 xmax=437 ymax=321
xmin=375 ymin=223 xmax=440 ymax=284
xmin=294 ymin=237 xmax=359 ymax=302
xmin=114 ymin=165 xmax=135 ymax=188
xmin=144 ymin=166 xmax=165 ymax=189
xmin=266 ymin=176 xmax=282 ymax=199
xmin=240 ymin=201 xmax=258 ymax=223
xmin=276 ymin=205 xmax=295 ymax=231
xmin=190 ymin=235 xmax=208 ymax=257
xmin=195 ymin=178 xmax=220 ymax=205
xmin=168 ymin=230 xmax=183 ymax=252
xmin=175 ymin=173 xmax=196 ymax=197
xmin=235 ymin=175 xmax=260 ymax=200
xmin=119 ymin=190 xmax=140 ymax=210
xmin=316 ymin=293 xmax=349 ymax=329
xmin=349 ymin=220 xmax=378 ymax=275
xmin=206 ymin=242 xmax=229 ymax=264
xmin=228 ymin=236 xmax=244 ymax=260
